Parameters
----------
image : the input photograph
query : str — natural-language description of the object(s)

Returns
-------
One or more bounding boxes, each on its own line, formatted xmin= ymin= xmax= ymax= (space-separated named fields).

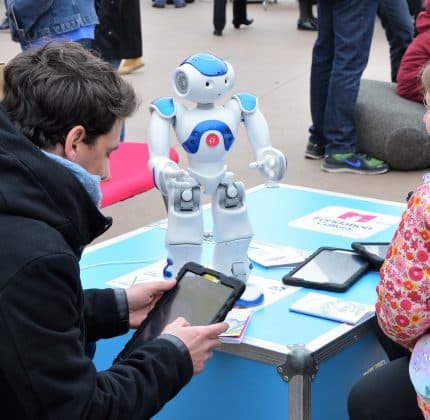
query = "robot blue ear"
xmin=173 ymin=69 xmax=190 ymax=97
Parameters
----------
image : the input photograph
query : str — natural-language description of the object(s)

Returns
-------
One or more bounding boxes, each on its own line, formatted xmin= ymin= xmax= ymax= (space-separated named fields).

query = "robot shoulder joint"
xmin=150 ymin=97 xmax=177 ymax=119
xmin=232 ymin=93 xmax=258 ymax=114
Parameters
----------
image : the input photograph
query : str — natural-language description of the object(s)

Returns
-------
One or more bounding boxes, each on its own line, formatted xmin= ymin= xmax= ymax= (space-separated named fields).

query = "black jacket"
xmin=94 ymin=0 xmax=142 ymax=60
xmin=0 ymin=106 xmax=193 ymax=419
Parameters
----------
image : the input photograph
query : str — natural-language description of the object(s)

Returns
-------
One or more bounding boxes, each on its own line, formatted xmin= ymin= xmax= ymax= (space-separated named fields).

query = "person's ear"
xmin=64 ymin=125 xmax=86 ymax=161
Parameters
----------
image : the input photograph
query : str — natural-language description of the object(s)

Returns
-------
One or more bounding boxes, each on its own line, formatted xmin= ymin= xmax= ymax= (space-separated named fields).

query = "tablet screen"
xmin=288 ymin=249 xmax=367 ymax=285
xmin=115 ymin=263 xmax=245 ymax=362
xmin=136 ymin=271 xmax=234 ymax=342
xmin=359 ymin=244 xmax=389 ymax=259
xmin=351 ymin=242 xmax=390 ymax=269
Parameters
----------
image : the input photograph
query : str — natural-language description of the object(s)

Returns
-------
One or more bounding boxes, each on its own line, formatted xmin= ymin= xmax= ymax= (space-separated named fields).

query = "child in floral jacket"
xmin=376 ymin=62 xmax=430 ymax=419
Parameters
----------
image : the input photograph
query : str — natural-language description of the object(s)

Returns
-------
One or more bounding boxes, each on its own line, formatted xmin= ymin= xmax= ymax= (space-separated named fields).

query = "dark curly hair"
xmin=2 ymin=41 xmax=138 ymax=148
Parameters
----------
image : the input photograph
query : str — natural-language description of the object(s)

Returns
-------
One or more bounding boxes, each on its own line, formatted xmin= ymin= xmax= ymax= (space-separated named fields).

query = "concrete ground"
xmin=0 ymin=1 xmax=424 ymax=244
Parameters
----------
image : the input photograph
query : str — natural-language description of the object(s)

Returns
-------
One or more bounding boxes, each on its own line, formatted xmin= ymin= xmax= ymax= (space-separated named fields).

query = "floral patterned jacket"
xmin=376 ymin=181 xmax=430 ymax=350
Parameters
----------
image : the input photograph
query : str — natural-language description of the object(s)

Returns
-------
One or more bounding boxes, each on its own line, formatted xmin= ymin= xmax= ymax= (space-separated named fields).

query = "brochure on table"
xmin=289 ymin=292 xmax=375 ymax=325
xmin=248 ymin=240 xmax=311 ymax=268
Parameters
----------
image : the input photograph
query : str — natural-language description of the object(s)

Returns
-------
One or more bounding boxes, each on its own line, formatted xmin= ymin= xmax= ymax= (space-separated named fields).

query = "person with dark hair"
xmin=213 ymin=0 xmax=253 ymax=36
xmin=0 ymin=41 xmax=227 ymax=420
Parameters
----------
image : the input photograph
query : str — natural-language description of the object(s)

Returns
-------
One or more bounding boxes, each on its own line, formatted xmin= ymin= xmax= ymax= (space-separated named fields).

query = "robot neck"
xmin=196 ymin=102 xmax=215 ymax=110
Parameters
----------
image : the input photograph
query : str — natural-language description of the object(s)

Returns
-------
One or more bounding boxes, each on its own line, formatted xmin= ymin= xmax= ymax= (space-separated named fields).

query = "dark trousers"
xmin=377 ymin=0 xmax=414 ymax=82
xmin=298 ymin=0 xmax=315 ymax=20
xmin=407 ymin=0 xmax=425 ymax=18
xmin=94 ymin=0 xmax=142 ymax=60
xmin=348 ymin=357 xmax=423 ymax=420
xmin=213 ymin=0 xmax=247 ymax=32
xmin=309 ymin=0 xmax=377 ymax=154
xmin=347 ymin=319 xmax=423 ymax=420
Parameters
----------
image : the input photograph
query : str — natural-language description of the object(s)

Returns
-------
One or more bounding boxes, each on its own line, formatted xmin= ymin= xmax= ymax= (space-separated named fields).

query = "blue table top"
xmin=81 ymin=184 xmax=405 ymax=363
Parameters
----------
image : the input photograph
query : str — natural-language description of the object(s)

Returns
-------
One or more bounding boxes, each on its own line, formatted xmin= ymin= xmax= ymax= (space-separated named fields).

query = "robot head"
xmin=172 ymin=53 xmax=235 ymax=103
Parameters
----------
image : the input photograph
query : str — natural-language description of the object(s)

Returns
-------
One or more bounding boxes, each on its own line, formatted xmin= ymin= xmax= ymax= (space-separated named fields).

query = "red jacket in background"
xmin=396 ymin=0 xmax=430 ymax=102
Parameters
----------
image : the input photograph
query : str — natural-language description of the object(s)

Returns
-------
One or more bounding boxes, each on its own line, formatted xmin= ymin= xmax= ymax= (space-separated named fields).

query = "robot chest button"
xmin=206 ymin=133 xmax=220 ymax=147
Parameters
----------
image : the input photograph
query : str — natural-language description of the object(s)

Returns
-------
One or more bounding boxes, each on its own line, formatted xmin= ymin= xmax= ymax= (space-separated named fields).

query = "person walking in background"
xmin=118 ymin=57 xmax=145 ymax=75
xmin=213 ymin=0 xmax=253 ymax=36
xmin=94 ymin=0 xmax=144 ymax=142
xmin=305 ymin=0 xmax=389 ymax=174
xmin=5 ymin=0 xmax=98 ymax=50
xmin=378 ymin=0 xmax=415 ymax=83
xmin=95 ymin=0 xmax=144 ymax=74
xmin=153 ymin=0 xmax=186 ymax=9
xmin=297 ymin=0 xmax=317 ymax=31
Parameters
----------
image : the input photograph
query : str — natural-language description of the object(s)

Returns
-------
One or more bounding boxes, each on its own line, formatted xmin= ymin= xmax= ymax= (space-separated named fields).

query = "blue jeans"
xmin=309 ymin=0 xmax=377 ymax=155
xmin=378 ymin=0 xmax=414 ymax=82
xmin=20 ymin=36 xmax=94 ymax=51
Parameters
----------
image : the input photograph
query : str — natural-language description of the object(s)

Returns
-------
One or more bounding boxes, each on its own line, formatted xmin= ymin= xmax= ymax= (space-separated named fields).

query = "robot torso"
xmin=174 ymin=101 xmax=242 ymax=187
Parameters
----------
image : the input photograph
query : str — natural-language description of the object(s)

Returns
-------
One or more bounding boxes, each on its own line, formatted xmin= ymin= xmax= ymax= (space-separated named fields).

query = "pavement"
xmin=0 ymin=0 xmax=424 ymax=243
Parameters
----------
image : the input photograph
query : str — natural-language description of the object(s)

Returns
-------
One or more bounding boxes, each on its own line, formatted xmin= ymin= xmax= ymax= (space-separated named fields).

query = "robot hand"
xmin=249 ymin=147 xmax=287 ymax=185
xmin=149 ymin=157 xmax=190 ymax=196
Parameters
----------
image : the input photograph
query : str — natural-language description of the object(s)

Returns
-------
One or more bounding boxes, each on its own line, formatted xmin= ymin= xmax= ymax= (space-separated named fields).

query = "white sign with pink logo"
xmin=288 ymin=206 xmax=400 ymax=239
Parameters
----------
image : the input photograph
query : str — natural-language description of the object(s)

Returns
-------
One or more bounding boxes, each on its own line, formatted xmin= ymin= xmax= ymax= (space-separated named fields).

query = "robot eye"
xmin=205 ymin=80 xmax=213 ymax=88
xmin=224 ymin=78 xmax=229 ymax=84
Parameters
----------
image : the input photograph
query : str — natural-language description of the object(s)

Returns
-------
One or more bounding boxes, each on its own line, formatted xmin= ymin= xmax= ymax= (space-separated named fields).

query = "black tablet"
xmin=115 ymin=262 xmax=245 ymax=361
xmin=351 ymin=242 xmax=390 ymax=270
xmin=282 ymin=247 xmax=370 ymax=292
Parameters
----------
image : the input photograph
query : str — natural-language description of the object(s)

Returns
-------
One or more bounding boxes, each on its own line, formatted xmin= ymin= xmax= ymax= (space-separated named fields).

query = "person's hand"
xmin=125 ymin=280 xmax=176 ymax=328
xmin=162 ymin=317 xmax=229 ymax=374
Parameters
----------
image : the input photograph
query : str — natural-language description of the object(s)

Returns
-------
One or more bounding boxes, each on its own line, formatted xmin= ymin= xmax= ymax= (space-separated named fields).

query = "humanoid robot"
xmin=148 ymin=52 xmax=286 ymax=305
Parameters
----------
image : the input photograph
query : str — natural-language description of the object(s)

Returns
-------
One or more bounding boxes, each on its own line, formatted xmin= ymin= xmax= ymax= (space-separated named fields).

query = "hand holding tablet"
xmin=115 ymin=262 xmax=245 ymax=362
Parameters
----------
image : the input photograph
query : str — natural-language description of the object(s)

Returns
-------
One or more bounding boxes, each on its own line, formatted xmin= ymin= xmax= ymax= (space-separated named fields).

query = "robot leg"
xmin=212 ymin=175 xmax=263 ymax=306
xmin=164 ymin=179 xmax=204 ymax=279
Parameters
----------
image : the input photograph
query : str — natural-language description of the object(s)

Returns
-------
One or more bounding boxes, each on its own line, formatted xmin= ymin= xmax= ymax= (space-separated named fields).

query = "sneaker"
xmin=152 ymin=0 xmax=166 ymax=7
xmin=321 ymin=152 xmax=389 ymax=174
xmin=305 ymin=140 xmax=326 ymax=159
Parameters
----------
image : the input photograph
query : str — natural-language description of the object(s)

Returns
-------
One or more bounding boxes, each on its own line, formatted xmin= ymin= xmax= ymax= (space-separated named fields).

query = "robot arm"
xmin=148 ymin=97 xmax=188 ymax=195
xmin=230 ymin=93 xmax=287 ymax=183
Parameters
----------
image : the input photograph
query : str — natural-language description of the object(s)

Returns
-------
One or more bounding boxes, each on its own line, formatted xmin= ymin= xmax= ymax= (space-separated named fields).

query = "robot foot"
xmin=235 ymin=283 xmax=264 ymax=308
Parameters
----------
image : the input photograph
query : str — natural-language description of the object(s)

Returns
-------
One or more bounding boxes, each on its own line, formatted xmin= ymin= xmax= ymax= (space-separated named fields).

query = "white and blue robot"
xmin=148 ymin=52 xmax=286 ymax=306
